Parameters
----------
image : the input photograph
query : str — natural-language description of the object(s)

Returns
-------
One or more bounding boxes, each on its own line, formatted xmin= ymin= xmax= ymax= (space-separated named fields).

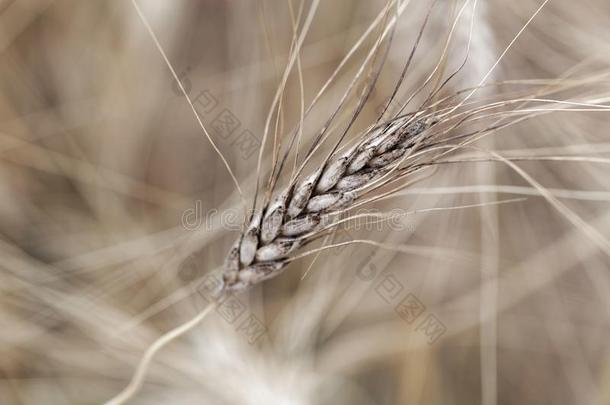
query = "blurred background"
xmin=1 ymin=0 xmax=610 ymax=404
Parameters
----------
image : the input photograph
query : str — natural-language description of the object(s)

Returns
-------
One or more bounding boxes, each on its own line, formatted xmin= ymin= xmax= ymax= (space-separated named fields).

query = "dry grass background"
xmin=1 ymin=0 xmax=610 ymax=404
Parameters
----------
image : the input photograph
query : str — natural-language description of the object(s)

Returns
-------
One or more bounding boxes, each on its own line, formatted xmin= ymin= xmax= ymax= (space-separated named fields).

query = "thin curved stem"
xmin=104 ymin=301 xmax=217 ymax=405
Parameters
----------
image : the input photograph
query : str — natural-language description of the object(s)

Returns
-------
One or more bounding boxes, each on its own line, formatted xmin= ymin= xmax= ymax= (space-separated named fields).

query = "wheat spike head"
xmin=220 ymin=116 xmax=431 ymax=292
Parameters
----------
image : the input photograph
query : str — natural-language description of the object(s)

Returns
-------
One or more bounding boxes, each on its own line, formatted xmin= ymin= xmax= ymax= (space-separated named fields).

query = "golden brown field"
xmin=1 ymin=1 xmax=609 ymax=404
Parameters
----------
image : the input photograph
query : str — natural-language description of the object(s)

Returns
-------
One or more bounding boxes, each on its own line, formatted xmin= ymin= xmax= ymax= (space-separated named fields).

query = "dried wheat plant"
xmin=2 ymin=0 xmax=610 ymax=404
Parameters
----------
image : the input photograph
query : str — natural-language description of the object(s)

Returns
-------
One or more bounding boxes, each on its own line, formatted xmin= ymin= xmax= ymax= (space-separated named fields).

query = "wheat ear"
xmin=221 ymin=115 xmax=432 ymax=292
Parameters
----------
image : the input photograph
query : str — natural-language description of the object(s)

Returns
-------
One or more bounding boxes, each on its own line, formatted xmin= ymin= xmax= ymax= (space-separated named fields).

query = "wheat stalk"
xmin=217 ymin=0 xmax=474 ymax=293
xmin=220 ymin=115 xmax=432 ymax=292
